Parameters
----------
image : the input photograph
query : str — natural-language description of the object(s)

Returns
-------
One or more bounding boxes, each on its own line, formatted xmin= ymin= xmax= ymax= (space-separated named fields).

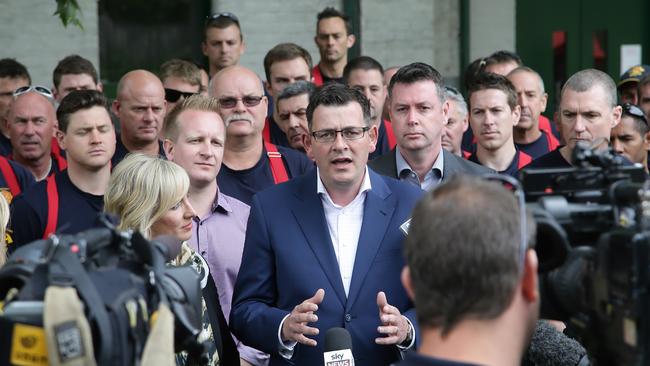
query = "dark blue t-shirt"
xmin=0 ymin=134 xmax=12 ymax=157
xmin=111 ymin=134 xmax=166 ymax=167
xmin=217 ymin=144 xmax=313 ymax=205
xmin=468 ymin=150 xmax=529 ymax=178
xmin=266 ymin=115 xmax=291 ymax=148
xmin=8 ymin=169 xmax=104 ymax=251
xmin=0 ymin=158 xmax=35 ymax=203
xmin=523 ymin=148 xmax=571 ymax=169
xmin=516 ymin=131 xmax=556 ymax=160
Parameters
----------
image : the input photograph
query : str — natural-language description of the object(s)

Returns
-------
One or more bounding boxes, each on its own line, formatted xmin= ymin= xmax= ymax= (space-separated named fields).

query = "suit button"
xmin=345 ymin=314 xmax=351 ymax=322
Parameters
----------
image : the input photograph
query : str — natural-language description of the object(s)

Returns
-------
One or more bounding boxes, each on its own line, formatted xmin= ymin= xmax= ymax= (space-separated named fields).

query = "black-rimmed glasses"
xmin=13 ymin=85 xmax=54 ymax=100
xmin=311 ymin=127 xmax=370 ymax=143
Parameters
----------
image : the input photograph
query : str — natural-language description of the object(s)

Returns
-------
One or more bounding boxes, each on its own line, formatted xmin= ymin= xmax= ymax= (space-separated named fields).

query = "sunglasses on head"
xmin=620 ymin=103 xmax=648 ymax=126
xmin=205 ymin=12 xmax=239 ymax=26
xmin=13 ymin=85 xmax=54 ymax=100
xmin=165 ymin=88 xmax=197 ymax=103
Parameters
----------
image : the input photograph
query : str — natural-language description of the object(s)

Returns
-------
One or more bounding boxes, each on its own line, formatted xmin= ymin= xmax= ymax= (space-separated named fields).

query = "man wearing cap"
xmin=618 ymin=64 xmax=650 ymax=105
xmin=202 ymin=12 xmax=245 ymax=78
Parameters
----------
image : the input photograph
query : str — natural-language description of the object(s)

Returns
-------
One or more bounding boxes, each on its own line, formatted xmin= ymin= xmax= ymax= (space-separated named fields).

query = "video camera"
xmin=520 ymin=144 xmax=650 ymax=365
xmin=0 ymin=218 xmax=209 ymax=365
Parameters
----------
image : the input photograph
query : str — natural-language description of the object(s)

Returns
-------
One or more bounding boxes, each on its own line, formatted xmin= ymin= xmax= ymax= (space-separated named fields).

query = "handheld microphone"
xmin=324 ymin=327 xmax=355 ymax=366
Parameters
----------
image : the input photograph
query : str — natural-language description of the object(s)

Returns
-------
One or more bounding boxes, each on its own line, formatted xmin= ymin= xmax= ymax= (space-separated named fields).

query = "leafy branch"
xmin=54 ymin=0 xmax=84 ymax=30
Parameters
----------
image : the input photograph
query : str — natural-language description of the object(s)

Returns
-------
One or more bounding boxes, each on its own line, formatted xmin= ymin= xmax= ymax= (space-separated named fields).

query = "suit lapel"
xmin=346 ymin=171 xmax=395 ymax=311
xmin=292 ymin=171 xmax=347 ymax=307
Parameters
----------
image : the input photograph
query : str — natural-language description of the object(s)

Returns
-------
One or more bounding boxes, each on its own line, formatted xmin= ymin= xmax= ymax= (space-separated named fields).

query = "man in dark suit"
xmin=230 ymin=83 xmax=423 ymax=365
xmin=369 ymin=62 xmax=490 ymax=190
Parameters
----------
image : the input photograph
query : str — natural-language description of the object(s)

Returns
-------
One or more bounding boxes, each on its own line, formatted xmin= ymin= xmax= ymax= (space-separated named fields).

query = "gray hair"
xmin=508 ymin=66 xmax=546 ymax=94
xmin=276 ymin=80 xmax=316 ymax=104
xmin=444 ymin=86 xmax=468 ymax=118
xmin=561 ymin=69 xmax=617 ymax=107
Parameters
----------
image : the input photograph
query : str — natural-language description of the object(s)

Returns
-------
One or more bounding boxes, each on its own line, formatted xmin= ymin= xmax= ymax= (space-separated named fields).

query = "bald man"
xmin=8 ymin=88 xmax=64 ymax=181
xmin=111 ymin=69 xmax=167 ymax=166
xmin=209 ymin=66 xmax=312 ymax=205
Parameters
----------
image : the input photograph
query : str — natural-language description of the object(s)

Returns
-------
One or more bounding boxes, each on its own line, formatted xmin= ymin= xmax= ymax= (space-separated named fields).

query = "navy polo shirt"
xmin=217 ymin=144 xmax=313 ymax=205
xmin=8 ymin=169 xmax=104 ymax=251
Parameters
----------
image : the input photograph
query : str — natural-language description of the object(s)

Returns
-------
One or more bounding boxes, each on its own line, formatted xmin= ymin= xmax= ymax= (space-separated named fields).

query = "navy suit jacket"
xmin=230 ymin=168 xmax=424 ymax=366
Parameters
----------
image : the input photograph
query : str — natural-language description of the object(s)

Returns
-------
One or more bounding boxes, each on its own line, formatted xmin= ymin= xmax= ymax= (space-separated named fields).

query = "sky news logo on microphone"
xmin=324 ymin=349 xmax=354 ymax=366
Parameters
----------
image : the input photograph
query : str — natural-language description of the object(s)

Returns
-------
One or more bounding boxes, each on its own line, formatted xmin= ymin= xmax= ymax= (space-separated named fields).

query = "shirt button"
xmin=201 ymin=251 xmax=207 ymax=256
xmin=345 ymin=314 xmax=352 ymax=322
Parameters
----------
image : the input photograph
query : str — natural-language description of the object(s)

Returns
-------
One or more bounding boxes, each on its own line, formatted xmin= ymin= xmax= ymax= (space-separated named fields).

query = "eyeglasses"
xmin=205 ymin=12 xmax=239 ymax=26
xmin=482 ymin=174 xmax=528 ymax=271
xmin=218 ymin=95 xmax=264 ymax=109
xmin=620 ymin=103 xmax=648 ymax=126
xmin=311 ymin=127 xmax=370 ymax=143
xmin=13 ymin=85 xmax=54 ymax=100
xmin=164 ymin=88 xmax=197 ymax=103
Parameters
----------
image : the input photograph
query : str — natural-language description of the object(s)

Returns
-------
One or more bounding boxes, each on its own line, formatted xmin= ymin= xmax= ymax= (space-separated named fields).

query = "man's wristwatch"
xmin=400 ymin=319 xmax=413 ymax=347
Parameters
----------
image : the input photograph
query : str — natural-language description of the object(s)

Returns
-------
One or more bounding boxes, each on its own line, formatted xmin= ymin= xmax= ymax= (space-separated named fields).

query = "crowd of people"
xmin=0 ymin=5 xmax=648 ymax=366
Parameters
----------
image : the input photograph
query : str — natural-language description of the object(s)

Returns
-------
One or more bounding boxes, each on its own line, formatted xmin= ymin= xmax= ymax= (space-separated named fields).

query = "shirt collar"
xmin=395 ymin=146 xmax=445 ymax=178
xmin=211 ymin=187 xmax=233 ymax=214
xmin=316 ymin=166 xmax=372 ymax=207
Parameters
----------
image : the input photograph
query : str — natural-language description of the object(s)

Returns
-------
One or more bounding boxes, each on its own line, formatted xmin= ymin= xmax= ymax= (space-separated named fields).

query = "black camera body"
xmin=521 ymin=146 xmax=650 ymax=365
xmin=0 ymin=220 xmax=207 ymax=365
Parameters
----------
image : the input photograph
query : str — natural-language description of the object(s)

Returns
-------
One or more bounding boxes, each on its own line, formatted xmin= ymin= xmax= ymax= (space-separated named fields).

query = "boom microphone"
xmin=324 ymin=327 xmax=355 ymax=366
xmin=523 ymin=320 xmax=589 ymax=366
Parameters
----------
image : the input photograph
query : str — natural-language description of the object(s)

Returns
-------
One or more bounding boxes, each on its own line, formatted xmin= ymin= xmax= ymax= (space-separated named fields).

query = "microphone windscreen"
xmin=324 ymin=327 xmax=353 ymax=352
xmin=524 ymin=320 xmax=588 ymax=366
xmin=151 ymin=235 xmax=184 ymax=261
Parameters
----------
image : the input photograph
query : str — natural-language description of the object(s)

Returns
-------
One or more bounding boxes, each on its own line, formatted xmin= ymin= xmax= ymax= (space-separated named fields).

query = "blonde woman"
xmin=104 ymin=153 xmax=226 ymax=365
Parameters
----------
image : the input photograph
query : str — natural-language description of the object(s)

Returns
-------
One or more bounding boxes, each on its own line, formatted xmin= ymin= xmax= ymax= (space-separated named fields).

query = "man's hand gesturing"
xmin=281 ymin=289 xmax=325 ymax=346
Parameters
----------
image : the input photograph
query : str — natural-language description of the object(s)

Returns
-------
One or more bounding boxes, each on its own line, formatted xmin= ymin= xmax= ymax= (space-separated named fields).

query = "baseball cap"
xmin=618 ymin=64 xmax=650 ymax=88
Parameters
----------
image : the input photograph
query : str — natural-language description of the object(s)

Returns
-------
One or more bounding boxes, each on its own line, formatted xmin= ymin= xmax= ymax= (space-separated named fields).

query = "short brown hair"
xmin=405 ymin=175 xmax=533 ymax=335
xmin=467 ymin=72 xmax=518 ymax=111
xmin=163 ymin=94 xmax=221 ymax=141
xmin=52 ymin=55 xmax=99 ymax=88
xmin=263 ymin=43 xmax=313 ymax=84
xmin=159 ymin=59 xmax=201 ymax=88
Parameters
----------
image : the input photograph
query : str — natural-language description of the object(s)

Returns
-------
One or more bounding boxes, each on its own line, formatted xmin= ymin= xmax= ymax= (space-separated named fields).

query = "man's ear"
xmin=611 ymin=105 xmax=623 ymax=128
xmin=55 ymin=129 xmax=66 ymax=150
xmin=162 ymin=139 xmax=174 ymax=161
xmin=512 ymin=104 xmax=522 ymax=127
xmin=303 ymin=133 xmax=315 ymax=161
xmin=522 ymin=249 xmax=539 ymax=303
xmin=401 ymin=266 xmax=415 ymax=301
xmin=111 ymin=100 xmax=121 ymax=117
xmin=346 ymin=34 xmax=356 ymax=49
xmin=96 ymin=82 xmax=104 ymax=93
